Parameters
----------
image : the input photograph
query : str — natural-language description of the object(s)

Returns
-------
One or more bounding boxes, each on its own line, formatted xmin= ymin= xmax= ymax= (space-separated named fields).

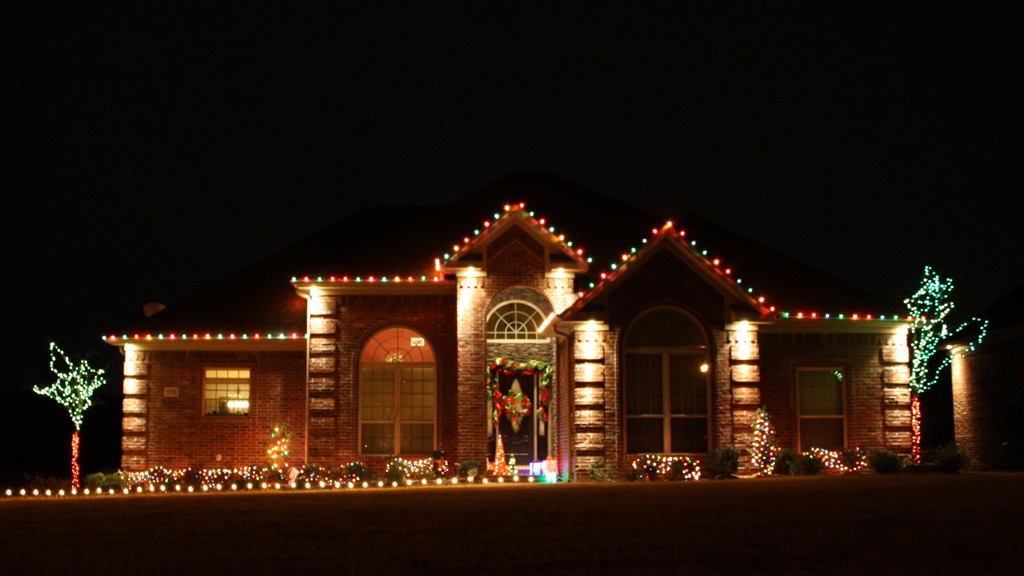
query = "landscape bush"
xmin=588 ymin=458 xmax=616 ymax=481
xmin=868 ymin=449 xmax=903 ymax=474
xmin=931 ymin=443 xmax=970 ymax=473
xmin=704 ymin=446 xmax=740 ymax=478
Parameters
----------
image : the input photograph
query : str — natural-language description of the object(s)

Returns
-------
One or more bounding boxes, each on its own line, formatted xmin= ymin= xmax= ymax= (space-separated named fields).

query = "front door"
xmin=490 ymin=370 xmax=547 ymax=467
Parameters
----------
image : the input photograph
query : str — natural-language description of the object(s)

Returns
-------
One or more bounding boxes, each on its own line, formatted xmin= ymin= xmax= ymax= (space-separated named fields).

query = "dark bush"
xmin=774 ymin=448 xmax=797 ymax=475
xmin=705 ymin=447 xmax=740 ymax=478
xmin=83 ymin=471 xmax=123 ymax=490
xmin=588 ymin=459 xmax=616 ymax=481
xmin=457 ymin=459 xmax=483 ymax=478
xmin=868 ymin=449 xmax=903 ymax=474
xmin=932 ymin=443 xmax=970 ymax=473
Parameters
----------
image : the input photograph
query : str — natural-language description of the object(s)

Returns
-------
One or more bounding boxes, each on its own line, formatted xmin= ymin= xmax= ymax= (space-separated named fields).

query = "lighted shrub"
xmin=776 ymin=451 xmax=824 ymax=475
xmin=344 ymin=461 xmax=371 ymax=482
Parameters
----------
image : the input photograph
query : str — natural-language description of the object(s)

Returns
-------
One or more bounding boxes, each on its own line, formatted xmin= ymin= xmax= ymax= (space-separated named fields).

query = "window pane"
xmin=486 ymin=301 xmax=545 ymax=340
xmin=799 ymin=371 xmax=843 ymax=415
xmin=671 ymin=417 xmax=708 ymax=453
xmin=400 ymin=423 xmax=434 ymax=454
xmin=800 ymin=419 xmax=844 ymax=451
xmin=670 ymin=354 xmax=707 ymax=415
xmin=204 ymin=372 xmax=250 ymax=416
xmin=401 ymin=367 xmax=435 ymax=421
xmin=625 ymin=354 xmax=663 ymax=415
xmin=626 ymin=418 xmax=664 ymax=453
xmin=625 ymin=309 xmax=705 ymax=347
xmin=361 ymin=424 xmax=394 ymax=455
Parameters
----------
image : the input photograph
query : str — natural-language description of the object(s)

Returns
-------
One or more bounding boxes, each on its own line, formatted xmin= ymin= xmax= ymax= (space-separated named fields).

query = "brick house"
xmin=105 ymin=172 xmax=913 ymax=478
xmin=950 ymin=284 xmax=1024 ymax=470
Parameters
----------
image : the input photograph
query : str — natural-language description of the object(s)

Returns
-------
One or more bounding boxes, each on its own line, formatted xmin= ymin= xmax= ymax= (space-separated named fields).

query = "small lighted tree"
xmin=266 ymin=421 xmax=292 ymax=472
xmin=33 ymin=342 xmax=108 ymax=491
xmin=904 ymin=265 xmax=987 ymax=463
xmin=750 ymin=405 xmax=779 ymax=476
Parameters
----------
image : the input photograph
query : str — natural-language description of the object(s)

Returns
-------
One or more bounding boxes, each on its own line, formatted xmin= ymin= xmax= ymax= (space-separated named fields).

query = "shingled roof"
xmin=111 ymin=172 xmax=891 ymax=338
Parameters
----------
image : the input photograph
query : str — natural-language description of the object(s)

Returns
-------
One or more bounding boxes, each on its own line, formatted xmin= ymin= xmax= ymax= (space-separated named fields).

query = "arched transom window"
xmin=486 ymin=300 xmax=546 ymax=340
xmin=624 ymin=308 xmax=710 ymax=454
xmin=359 ymin=327 xmax=436 ymax=456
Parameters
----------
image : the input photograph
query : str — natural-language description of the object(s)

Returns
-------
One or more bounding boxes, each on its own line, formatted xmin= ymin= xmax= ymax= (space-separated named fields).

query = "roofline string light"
xmin=587 ymin=220 xmax=906 ymax=322
xmin=104 ymin=332 xmax=305 ymax=343
xmin=110 ymin=203 xmax=909 ymax=345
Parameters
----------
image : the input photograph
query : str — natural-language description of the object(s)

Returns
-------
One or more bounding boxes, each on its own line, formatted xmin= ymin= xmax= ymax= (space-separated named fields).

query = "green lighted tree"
xmin=904 ymin=265 xmax=987 ymax=462
xmin=33 ymin=341 xmax=108 ymax=491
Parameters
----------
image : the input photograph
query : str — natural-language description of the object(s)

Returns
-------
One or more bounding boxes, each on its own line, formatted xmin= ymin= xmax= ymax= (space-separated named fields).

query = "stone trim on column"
xmin=572 ymin=323 xmax=609 ymax=478
xmin=121 ymin=349 xmax=149 ymax=471
xmin=307 ymin=295 xmax=339 ymax=460
xmin=728 ymin=324 xmax=760 ymax=472
xmin=881 ymin=333 xmax=912 ymax=452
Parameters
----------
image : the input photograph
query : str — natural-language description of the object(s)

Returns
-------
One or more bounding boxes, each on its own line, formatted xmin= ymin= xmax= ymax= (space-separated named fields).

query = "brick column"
xmin=121 ymin=349 xmax=149 ymax=471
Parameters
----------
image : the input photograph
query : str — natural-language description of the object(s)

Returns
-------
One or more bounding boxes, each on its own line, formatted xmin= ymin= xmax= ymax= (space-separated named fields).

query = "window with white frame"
xmin=204 ymin=368 xmax=251 ymax=416
xmin=486 ymin=300 xmax=546 ymax=340
xmin=798 ymin=369 xmax=845 ymax=451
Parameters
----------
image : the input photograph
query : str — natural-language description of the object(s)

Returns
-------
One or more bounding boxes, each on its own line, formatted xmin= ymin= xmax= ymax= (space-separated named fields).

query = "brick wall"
xmin=756 ymin=330 xmax=910 ymax=455
xmin=952 ymin=333 xmax=1024 ymax=469
xmin=122 ymin=349 xmax=306 ymax=471
xmin=312 ymin=293 xmax=458 ymax=468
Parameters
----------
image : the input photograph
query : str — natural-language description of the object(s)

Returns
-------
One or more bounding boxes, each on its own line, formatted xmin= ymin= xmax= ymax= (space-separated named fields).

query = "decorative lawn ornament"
xmin=33 ymin=342 xmax=108 ymax=491
xmin=904 ymin=265 xmax=987 ymax=463
xmin=493 ymin=432 xmax=509 ymax=476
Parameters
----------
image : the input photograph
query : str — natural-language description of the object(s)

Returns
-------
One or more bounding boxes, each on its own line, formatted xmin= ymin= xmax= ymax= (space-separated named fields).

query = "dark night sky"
xmin=4 ymin=3 xmax=1021 ymax=482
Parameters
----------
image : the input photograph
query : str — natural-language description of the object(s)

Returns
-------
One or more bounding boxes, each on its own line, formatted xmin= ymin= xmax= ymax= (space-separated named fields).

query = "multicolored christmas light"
xmin=629 ymin=454 xmax=702 ymax=481
xmin=32 ymin=342 xmax=108 ymax=491
xmin=266 ymin=422 xmax=292 ymax=471
xmin=750 ymin=405 xmax=779 ymax=476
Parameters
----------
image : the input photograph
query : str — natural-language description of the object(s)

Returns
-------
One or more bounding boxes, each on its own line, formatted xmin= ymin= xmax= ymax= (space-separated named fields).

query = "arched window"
xmin=486 ymin=300 xmax=546 ymax=340
xmin=624 ymin=308 xmax=710 ymax=454
xmin=359 ymin=327 xmax=436 ymax=456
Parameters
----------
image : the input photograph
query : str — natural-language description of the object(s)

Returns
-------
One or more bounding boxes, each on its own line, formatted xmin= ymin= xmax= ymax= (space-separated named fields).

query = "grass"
xmin=1 ymin=472 xmax=1022 ymax=575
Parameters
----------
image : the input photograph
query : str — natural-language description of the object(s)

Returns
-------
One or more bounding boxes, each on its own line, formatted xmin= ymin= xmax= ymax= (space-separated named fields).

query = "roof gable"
xmin=443 ymin=203 xmax=587 ymax=276
xmin=562 ymin=221 xmax=771 ymax=323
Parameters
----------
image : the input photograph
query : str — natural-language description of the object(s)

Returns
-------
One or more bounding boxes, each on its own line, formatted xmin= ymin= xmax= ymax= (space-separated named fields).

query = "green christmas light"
xmin=904 ymin=265 xmax=988 ymax=395
xmin=34 ymin=342 xmax=107 ymax=432
xmin=904 ymin=265 xmax=988 ymax=463
xmin=33 ymin=341 xmax=108 ymax=491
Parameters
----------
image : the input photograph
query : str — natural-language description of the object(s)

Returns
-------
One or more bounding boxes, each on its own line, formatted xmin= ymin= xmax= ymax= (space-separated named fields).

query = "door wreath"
xmin=487 ymin=358 xmax=552 ymax=434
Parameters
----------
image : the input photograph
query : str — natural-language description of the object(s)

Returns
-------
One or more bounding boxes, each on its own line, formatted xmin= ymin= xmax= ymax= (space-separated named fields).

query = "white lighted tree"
xmin=904 ymin=265 xmax=987 ymax=463
xmin=33 ymin=341 xmax=108 ymax=491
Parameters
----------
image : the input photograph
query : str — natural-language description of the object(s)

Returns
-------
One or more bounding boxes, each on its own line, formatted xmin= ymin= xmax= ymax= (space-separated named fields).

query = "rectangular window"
xmin=204 ymin=368 xmax=251 ymax=416
xmin=798 ymin=369 xmax=844 ymax=451
xmin=625 ymin=353 xmax=708 ymax=454
xmin=360 ymin=365 xmax=435 ymax=455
